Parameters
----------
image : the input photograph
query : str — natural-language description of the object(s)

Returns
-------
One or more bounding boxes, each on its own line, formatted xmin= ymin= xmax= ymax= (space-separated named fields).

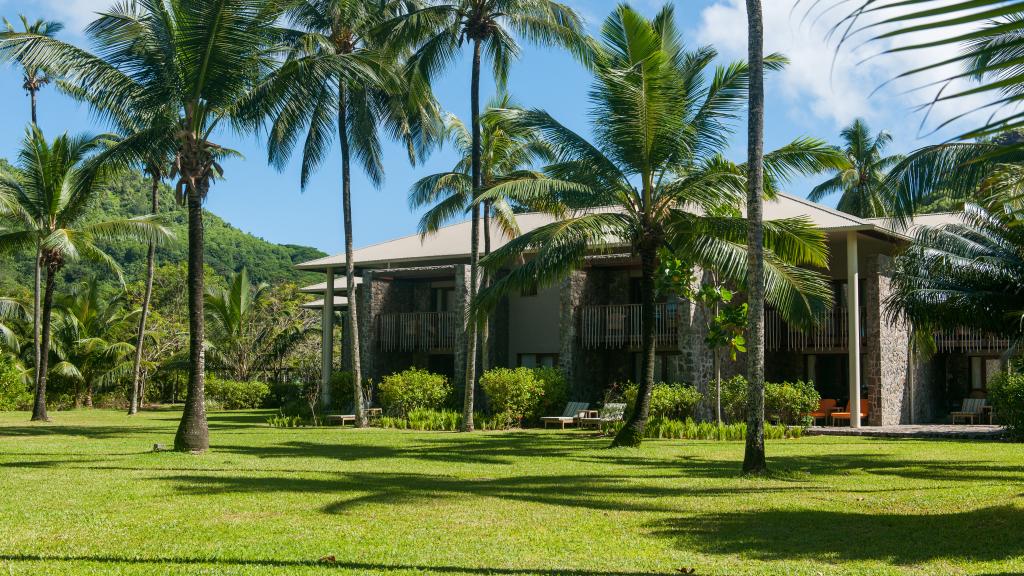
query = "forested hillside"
xmin=0 ymin=163 xmax=327 ymax=295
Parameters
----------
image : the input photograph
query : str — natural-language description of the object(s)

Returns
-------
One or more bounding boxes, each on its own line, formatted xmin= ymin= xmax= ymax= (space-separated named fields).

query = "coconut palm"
xmin=410 ymin=92 xmax=554 ymax=371
xmin=50 ymin=280 xmax=137 ymax=408
xmin=388 ymin=0 xmax=590 ymax=431
xmin=204 ymin=269 xmax=315 ymax=382
xmin=0 ymin=127 xmax=169 ymax=421
xmin=475 ymin=4 xmax=842 ymax=447
xmin=742 ymin=0 xmax=767 ymax=475
xmin=244 ymin=0 xmax=441 ymax=425
xmin=1 ymin=0 xmax=285 ymax=449
xmin=0 ymin=297 xmax=28 ymax=356
xmin=808 ymin=119 xmax=904 ymax=218
xmin=0 ymin=14 xmax=64 ymax=411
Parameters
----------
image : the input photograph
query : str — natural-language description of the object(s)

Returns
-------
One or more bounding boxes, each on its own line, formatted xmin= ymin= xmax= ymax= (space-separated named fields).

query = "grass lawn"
xmin=0 ymin=409 xmax=1022 ymax=575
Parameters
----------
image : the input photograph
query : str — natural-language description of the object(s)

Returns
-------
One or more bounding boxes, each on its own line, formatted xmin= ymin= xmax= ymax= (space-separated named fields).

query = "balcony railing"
xmin=579 ymin=303 xmax=680 ymax=349
xmin=377 ymin=312 xmax=461 ymax=352
xmin=933 ymin=327 xmax=1009 ymax=354
xmin=765 ymin=308 xmax=866 ymax=352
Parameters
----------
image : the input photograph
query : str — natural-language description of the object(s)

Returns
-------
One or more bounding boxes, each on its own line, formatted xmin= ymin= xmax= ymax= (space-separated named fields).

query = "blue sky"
xmin=0 ymin=0 xmax=976 ymax=255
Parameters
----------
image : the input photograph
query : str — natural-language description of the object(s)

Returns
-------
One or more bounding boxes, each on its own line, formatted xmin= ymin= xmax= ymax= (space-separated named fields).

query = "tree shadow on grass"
xmin=648 ymin=504 xmax=1024 ymax=566
xmin=0 ymin=425 xmax=168 ymax=439
xmin=0 ymin=554 xmax=674 ymax=575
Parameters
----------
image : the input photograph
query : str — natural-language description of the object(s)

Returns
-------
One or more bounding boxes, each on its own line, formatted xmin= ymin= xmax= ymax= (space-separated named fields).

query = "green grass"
xmin=0 ymin=409 xmax=1022 ymax=576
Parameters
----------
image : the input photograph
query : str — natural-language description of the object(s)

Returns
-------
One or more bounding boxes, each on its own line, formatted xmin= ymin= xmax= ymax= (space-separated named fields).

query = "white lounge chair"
xmin=541 ymin=402 xmax=590 ymax=429
xmin=579 ymin=403 xmax=626 ymax=429
xmin=951 ymin=398 xmax=987 ymax=424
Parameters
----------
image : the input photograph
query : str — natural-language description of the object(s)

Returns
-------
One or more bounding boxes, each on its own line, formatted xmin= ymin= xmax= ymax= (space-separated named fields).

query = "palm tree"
xmin=887 ymin=202 xmax=1024 ymax=344
xmin=0 ymin=15 xmax=63 ymax=123
xmin=808 ymin=119 xmax=904 ymax=218
xmin=410 ymin=92 xmax=554 ymax=370
xmin=0 ymin=127 xmax=169 ymax=421
xmin=0 ymin=14 xmax=64 ymax=413
xmin=475 ymin=4 xmax=841 ymax=447
xmin=205 ymin=269 xmax=314 ymax=382
xmin=2 ymin=0 xmax=285 ymax=449
xmin=389 ymin=0 xmax=589 ymax=431
xmin=742 ymin=0 xmax=767 ymax=475
xmin=0 ymin=297 xmax=28 ymax=356
xmin=245 ymin=0 xmax=441 ymax=425
xmin=50 ymin=280 xmax=136 ymax=408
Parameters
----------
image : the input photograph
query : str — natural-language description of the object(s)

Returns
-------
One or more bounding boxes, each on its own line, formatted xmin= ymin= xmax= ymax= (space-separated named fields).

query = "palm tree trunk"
xmin=480 ymin=201 xmax=491 ymax=373
xmin=31 ymin=261 xmax=55 ymax=422
xmin=30 ymin=87 xmax=37 ymax=126
xmin=174 ymin=188 xmax=209 ymax=452
xmin=32 ymin=247 xmax=41 ymax=408
xmin=130 ymin=171 xmax=160 ymax=415
xmin=714 ymin=349 xmax=722 ymax=424
xmin=612 ymin=243 xmax=658 ymax=447
xmin=339 ymin=83 xmax=366 ymax=427
xmin=462 ymin=39 xmax=483 ymax=433
xmin=743 ymin=0 xmax=768 ymax=475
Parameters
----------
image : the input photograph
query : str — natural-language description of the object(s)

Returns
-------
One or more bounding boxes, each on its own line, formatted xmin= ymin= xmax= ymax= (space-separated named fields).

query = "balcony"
xmin=579 ymin=303 xmax=681 ymax=349
xmin=765 ymin=307 xmax=866 ymax=353
xmin=933 ymin=327 xmax=1009 ymax=354
xmin=377 ymin=312 xmax=461 ymax=352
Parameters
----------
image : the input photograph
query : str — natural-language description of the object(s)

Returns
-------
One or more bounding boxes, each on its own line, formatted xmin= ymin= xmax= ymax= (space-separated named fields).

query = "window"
xmin=970 ymin=357 xmax=1000 ymax=391
xmin=518 ymin=353 xmax=558 ymax=368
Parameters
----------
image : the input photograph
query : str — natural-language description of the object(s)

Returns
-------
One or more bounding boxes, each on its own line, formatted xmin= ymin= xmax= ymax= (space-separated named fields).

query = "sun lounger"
xmin=579 ymin=403 xmax=627 ymax=429
xmin=541 ymin=401 xmax=590 ymax=429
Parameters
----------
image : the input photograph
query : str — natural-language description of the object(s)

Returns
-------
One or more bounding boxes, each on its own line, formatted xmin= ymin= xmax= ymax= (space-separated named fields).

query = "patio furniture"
xmin=579 ymin=403 xmax=627 ymax=429
xmin=541 ymin=401 xmax=590 ymax=429
xmin=830 ymin=400 xmax=869 ymax=426
xmin=951 ymin=398 xmax=987 ymax=424
xmin=326 ymin=407 xmax=382 ymax=426
xmin=807 ymin=399 xmax=838 ymax=426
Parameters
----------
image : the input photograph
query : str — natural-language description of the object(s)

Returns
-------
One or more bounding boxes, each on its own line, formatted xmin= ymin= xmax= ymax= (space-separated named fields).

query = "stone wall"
xmin=864 ymin=254 xmax=912 ymax=426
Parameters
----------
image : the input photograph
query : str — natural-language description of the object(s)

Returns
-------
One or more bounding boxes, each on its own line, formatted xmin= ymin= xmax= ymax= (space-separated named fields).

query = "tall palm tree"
xmin=742 ymin=0 xmax=767 ymax=475
xmin=205 ymin=269 xmax=314 ymax=382
xmin=245 ymin=0 xmax=441 ymax=425
xmin=0 ymin=297 xmax=28 ymax=356
xmin=50 ymin=280 xmax=136 ymax=408
xmin=475 ymin=4 xmax=841 ymax=448
xmin=0 ymin=14 xmax=64 ymax=412
xmin=2 ymin=0 xmax=285 ymax=449
xmin=390 ymin=0 xmax=589 ymax=431
xmin=410 ymin=92 xmax=554 ymax=371
xmin=808 ymin=119 xmax=904 ymax=218
xmin=0 ymin=127 xmax=169 ymax=421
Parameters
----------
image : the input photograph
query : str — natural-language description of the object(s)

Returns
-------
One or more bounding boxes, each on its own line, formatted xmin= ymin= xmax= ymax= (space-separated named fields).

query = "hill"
xmin=0 ymin=166 xmax=327 ymax=295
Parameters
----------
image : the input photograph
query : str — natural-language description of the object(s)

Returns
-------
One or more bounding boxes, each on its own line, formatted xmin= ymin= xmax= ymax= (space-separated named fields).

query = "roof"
xmin=295 ymin=192 xmax=939 ymax=272
xmin=300 ymin=277 xmax=361 ymax=295
xmin=301 ymin=296 xmax=348 ymax=310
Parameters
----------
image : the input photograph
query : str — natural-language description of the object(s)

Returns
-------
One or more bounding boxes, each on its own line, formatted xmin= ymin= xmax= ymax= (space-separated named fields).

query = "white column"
xmin=321 ymin=268 xmax=335 ymax=409
xmin=847 ymin=232 xmax=861 ymax=428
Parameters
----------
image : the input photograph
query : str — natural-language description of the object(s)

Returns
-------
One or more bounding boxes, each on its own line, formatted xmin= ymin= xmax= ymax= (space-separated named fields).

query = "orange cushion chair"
xmin=830 ymin=399 xmax=869 ymax=426
xmin=808 ymin=399 xmax=837 ymax=425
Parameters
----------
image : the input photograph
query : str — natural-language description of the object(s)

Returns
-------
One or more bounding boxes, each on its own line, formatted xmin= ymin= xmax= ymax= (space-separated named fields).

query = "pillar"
xmin=321 ymin=267 xmax=334 ymax=409
xmin=847 ymin=232 xmax=861 ymax=428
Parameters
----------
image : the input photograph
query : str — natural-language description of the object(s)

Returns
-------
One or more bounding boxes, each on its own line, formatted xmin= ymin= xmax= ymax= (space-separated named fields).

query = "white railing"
xmin=377 ymin=312 xmax=461 ymax=352
xmin=579 ymin=303 xmax=680 ymax=349
xmin=765 ymin=308 xmax=865 ymax=352
xmin=933 ymin=328 xmax=1010 ymax=354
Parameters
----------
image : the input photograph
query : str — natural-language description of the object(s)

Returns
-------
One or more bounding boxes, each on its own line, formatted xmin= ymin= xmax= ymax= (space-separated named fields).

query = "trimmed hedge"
xmin=205 ymin=376 xmax=271 ymax=410
xmin=480 ymin=367 xmax=545 ymax=428
xmin=622 ymin=381 xmax=702 ymax=421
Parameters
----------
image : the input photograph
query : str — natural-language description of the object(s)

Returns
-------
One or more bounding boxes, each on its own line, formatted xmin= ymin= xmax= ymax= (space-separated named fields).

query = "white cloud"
xmin=24 ymin=0 xmax=108 ymax=36
xmin=695 ymin=0 xmax=992 ymax=142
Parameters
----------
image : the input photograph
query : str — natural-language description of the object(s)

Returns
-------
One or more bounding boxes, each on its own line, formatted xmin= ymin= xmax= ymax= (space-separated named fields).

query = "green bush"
xmin=266 ymin=414 xmax=306 ymax=428
xmin=530 ymin=366 xmax=568 ymax=422
xmin=205 ymin=376 xmax=271 ymax=410
xmin=376 ymin=409 xmax=462 ymax=431
xmin=603 ymin=416 xmax=804 ymax=441
xmin=766 ymin=380 xmax=821 ymax=425
xmin=0 ymin=357 xmax=30 ymax=411
xmin=720 ymin=374 xmax=750 ymax=423
xmin=988 ymin=371 xmax=1024 ymax=440
xmin=378 ymin=368 xmax=451 ymax=417
xmin=329 ymin=371 xmax=355 ymax=410
xmin=479 ymin=367 xmax=545 ymax=427
xmin=622 ymin=381 xmax=702 ymax=421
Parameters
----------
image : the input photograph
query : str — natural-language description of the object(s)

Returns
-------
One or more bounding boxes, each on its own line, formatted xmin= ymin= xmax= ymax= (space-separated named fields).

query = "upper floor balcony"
xmin=377 ymin=311 xmax=461 ymax=352
xmin=579 ymin=303 xmax=681 ymax=350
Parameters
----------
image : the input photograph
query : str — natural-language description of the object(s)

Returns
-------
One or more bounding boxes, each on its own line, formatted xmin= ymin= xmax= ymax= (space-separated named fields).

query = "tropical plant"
xmin=389 ymin=0 xmax=589 ymax=431
xmin=246 ymin=0 xmax=442 ymax=425
xmin=49 ymin=280 xmax=137 ymax=408
xmin=377 ymin=367 xmax=451 ymax=417
xmin=204 ymin=269 xmax=315 ymax=382
xmin=204 ymin=375 xmax=271 ymax=410
xmin=0 ymin=15 xmax=62 ymax=123
xmin=1 ymin=0 xmax=287 ymax=449
xmin=0 ymin=296 xmax=28 ymax=356
xmin=475 ymin=5 xmax=841 ymax=447
xmin=987 ymin=371 xmax=1024 ymax=440
xmin=622 ymin=381 xmax=702 ymax=421
xmin=809 ymin=118 xmax=905 ymax=218
xmin=0 ymin=127 xmax=168 ymax=421
xmin=479 ymin=366 xmax=545 ymax=427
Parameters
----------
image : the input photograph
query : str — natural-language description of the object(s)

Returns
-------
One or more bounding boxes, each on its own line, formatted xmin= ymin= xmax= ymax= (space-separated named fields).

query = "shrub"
xmin=330 ymin=371 xmax=355 ymax=410
xmin=622 ymin=381 xmax=702 ymax=421
xmin=205 ymin=376 xmax=271 ymax=410
xmin=267 ymin=414 xmax=306 ymax=428
xmin=378 ymin=368 xmax=451 ymax=417
xmin=765 ymin=380 xmax=821 ymax=425
xmin=603 ymin=416 xmax=804 ymax=441
xmin=530 ymin=366 xmax=568 ymax=422
xmin=0 ymin=358 xmax=30 ymax=411
xmin=988 ymin=371 xmax=1024 ymax=440
xmin=479 ymin=367 xmax=545 ymax=427
xmin=720 ymin=374 xmax=750 ymax=423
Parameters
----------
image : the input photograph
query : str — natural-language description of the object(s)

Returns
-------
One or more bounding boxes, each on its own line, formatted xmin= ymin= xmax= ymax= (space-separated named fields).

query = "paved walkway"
xmin=807 ymin=424 xmax=1005 ymax=439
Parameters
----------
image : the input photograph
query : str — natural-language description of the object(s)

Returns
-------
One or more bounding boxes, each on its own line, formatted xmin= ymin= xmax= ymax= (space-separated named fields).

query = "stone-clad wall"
xmin=864 ymin=254 xmax=911 ymax=426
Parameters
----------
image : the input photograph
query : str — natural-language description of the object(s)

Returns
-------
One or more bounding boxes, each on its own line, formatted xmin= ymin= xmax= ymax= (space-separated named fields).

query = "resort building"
xmin=297 ymin=193 xmax=1004 ymax=426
